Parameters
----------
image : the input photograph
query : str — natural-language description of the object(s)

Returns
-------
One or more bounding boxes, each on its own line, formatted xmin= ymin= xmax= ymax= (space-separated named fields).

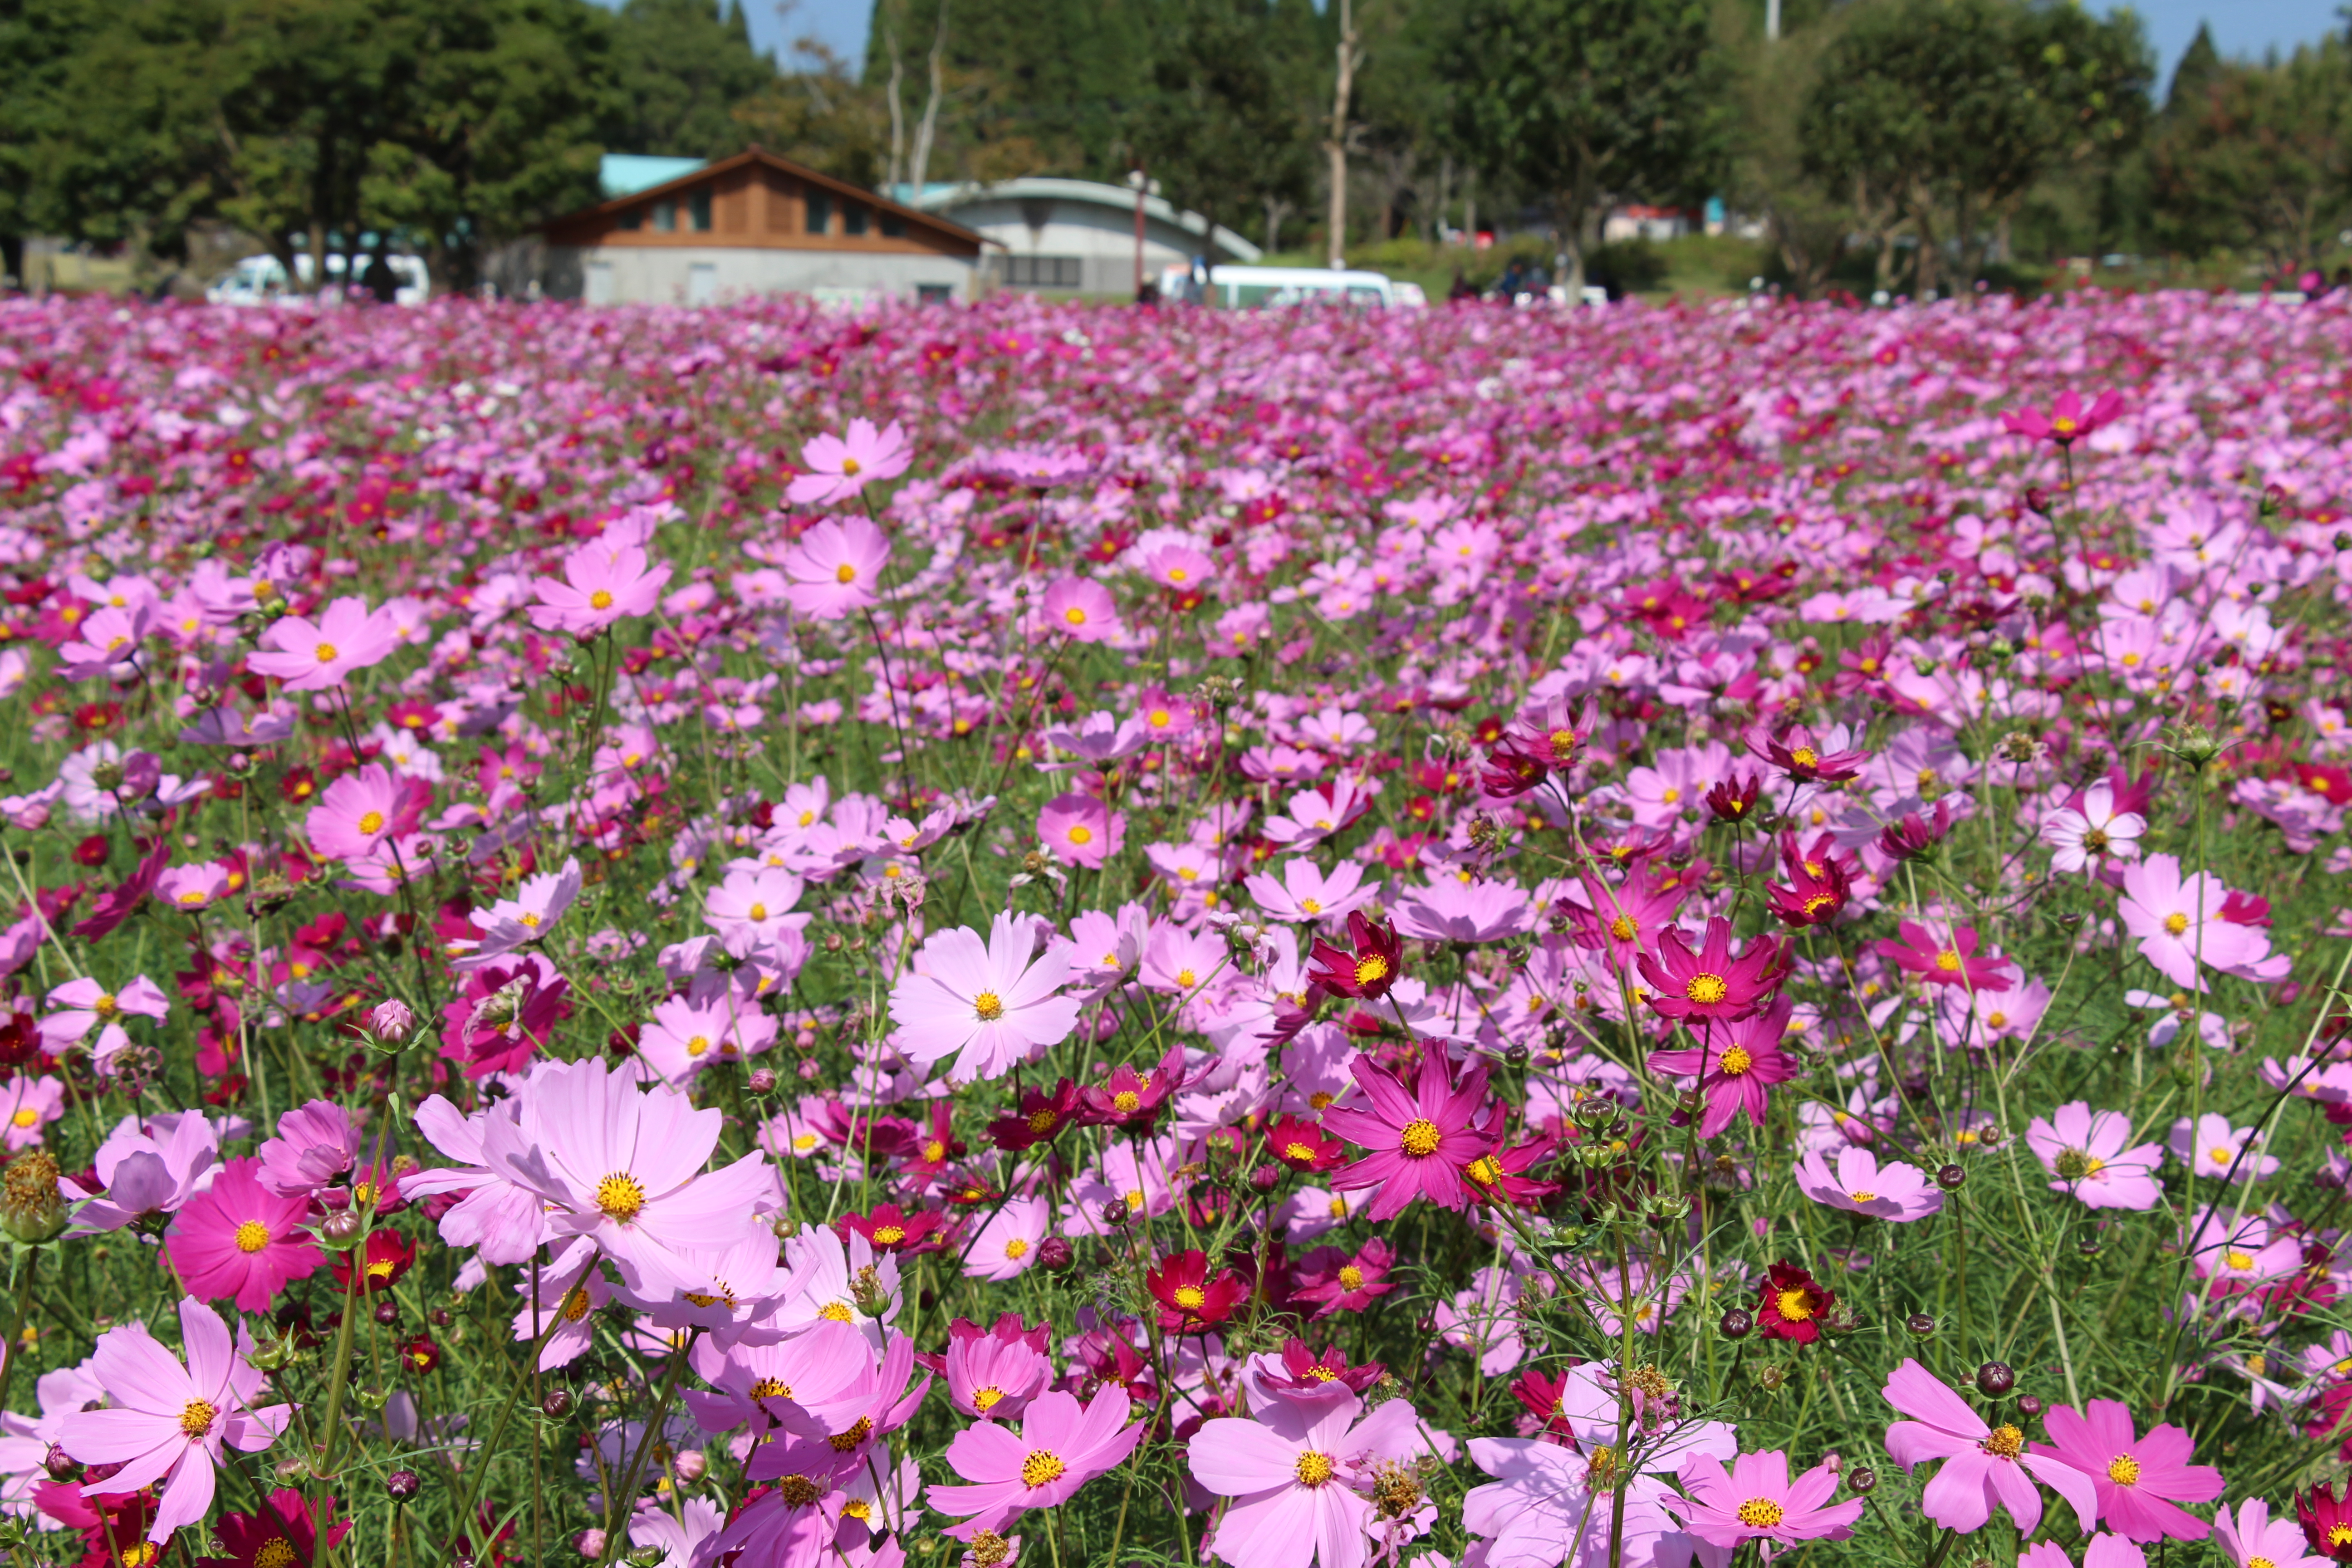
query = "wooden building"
xmin=538 ymin=148 xmax=988 ymax=306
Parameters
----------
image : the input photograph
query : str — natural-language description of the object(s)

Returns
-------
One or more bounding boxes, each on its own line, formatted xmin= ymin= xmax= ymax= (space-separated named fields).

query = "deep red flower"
xmin=1289 ymin=1239 xmax=1397 ymax=1318
xmin=1636 ymin=917 xmax=1787 ymax=1024
xmin=1751 ymin=725 xmax=1869 ymax=784
xmin=1703 ymin=773 xmax=1762 ymax=823
xmin=838 ymin=1202 xmax=945 ymax=1255
xmin=1308 ymin=911 xmax=1403 ymax=1001
xmin=987 ymin=1078 xmax=1081 ymax=1151
xmin=2301 ymin=1480 xmax=2352 ymax=1559
xmin=1145 ymin=1249 xmax=1247 ymax=1333
xmin=1264 ymin=1114 xmax=1347 ymax=1173
xmin=1076 ymin=1043 xmax=1187 ymax=1130
xmin=198 ymin=1488 xmax=350 ymax=1568
xmin=1765 ymin=857 xmax=1850 ymax=928
xmin=1479 ymin=739 xmax=1549 ymax=799
xmin=1509 ymin=1367 xmax=1579 ymax=1441
xmin=1463 ymin=1130 xmax=1559 ymax=1208
xmin=398 ymin=1332 xmax=441 ymax=1373
xmin=329 ymin=1230 xmax=415 ymax=1295
xmin=1877 ymin=799 xmax=1955 ymax=862
xmin=1256 ymin=1338 xmax=1385 ymax=1395
xmin=1756 ymin=1261 xmax=1835 ymax=1344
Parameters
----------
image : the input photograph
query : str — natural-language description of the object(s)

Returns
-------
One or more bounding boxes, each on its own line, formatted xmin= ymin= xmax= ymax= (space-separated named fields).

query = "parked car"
xmin=1157 ymin=264 xmax=1404 ymax=309
xmin=206 ymin=252 xmax=430 ymax=307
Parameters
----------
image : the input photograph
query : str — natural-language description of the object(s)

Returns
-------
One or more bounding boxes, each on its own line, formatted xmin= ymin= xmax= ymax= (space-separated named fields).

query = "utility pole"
xmin=1128 ymin=168 xmax=1147 ymax=295
xmin=1324 ymin=0 xmax=1362 ymax=270
xmin=1765 ymin=0 xmax=1779 ymax=39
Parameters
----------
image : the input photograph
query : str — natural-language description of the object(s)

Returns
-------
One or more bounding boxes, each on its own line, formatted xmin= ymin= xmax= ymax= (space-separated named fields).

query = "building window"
xmin=806 ymin=191 xmax=832 ymax=235
xmin=688 ymin=190 xmax=712 ymax=232
xmin=843 ymin=201 xmax=869 ymax=237
xmin=1004 ymin=255 xmax=1083 ymax=289
xmin=880 ymin=210 xmax=905 ymax=238
xmin=653 ymin=198 xmax=676 ymax=233
xmin=917 ymin=283 xmax=953 ymax=302
xmin=617 ymin=206 xmax=642 ymax=231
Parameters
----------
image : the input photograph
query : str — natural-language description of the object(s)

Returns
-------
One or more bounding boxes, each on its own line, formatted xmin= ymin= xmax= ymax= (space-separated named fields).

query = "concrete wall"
xmin=942 ymin=198 xmax=1210 ymax=296
xmin=542 ymin=245 xmax=979 ymax=305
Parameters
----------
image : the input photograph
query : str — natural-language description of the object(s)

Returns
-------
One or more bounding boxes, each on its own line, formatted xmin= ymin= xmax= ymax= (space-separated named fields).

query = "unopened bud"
xmin=369 ymin=999 xmax=416 ymax=1044
xmin=1103 ymin=1199 xmax=1132 ymax=1228
xmin=542 ymin=1388 xmax=575 ymax=1420
xmin=1718 ymin=1307 xmax=1755 ymax=1341
xmin=42 ymin=1443 xmax=74 ymax=1481
xmin=1976 ymin=1361 xmax=2016 ymax=1396
xmin=1038 ymin=1236 xmax=1075 ymax=1272
xmin=1905 ymin=1313 xmax=1936 ymax=1339
xmin=1935 ymin=1164 xmax=1966 ymax=1191
xmin=746 ymin=1067 xmax=778 ymax=1094
xmin=2017 ymin=1394 xmax=2045 ymax=1419
xmin=1847 ymin=1465 xmax=1877 ymax=1494
xmin=319 ymin=1210 xmax=364 ymax=1247
xmin=672 ymin=1450 xmax=706 ymax=1482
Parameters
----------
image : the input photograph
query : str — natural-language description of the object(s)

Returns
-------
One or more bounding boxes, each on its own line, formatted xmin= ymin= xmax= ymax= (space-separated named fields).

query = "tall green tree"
xmin=608 ymin=0 xmax=777 ymax=158
xmin=1126 ymin=0 xmax=1318 ymax=245
xmin=1433 ymin=0 xmax=1729 ymax=292
xmin=2151 ymin=35 xmax=2352 ymax=271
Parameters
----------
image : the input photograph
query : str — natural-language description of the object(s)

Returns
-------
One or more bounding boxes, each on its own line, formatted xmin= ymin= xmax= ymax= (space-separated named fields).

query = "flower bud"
xmin=1103 ymin=1199 xmax=1132 ymax=1228
xmin=356 ymin=1385 xmax=389 ymax=1412
xmin=1718 ymin=1307 xmax=1754 ymax=1341
xmin=1976 ymin=1125 xmax=2004 ymax=1148
xmin=1975 ymin=1362 xmax=2016 ymax=1396
xmin=1935 ymin=1164 xmax=1966 ymax=1191
xmin=374 ymin=1298 xmax=400 ymax=1325
xmin=42 ymin=1443 xmax=75 ymax=1481
xmin=369 ymin=1000 xmax=416 ymax=1044
xmin=573 ymin=1529 xmax=608 ymax=1558
xmin=1248 ymin=1163 xmax=1281 ymax=1191
xmin=0 ymin=1150 xmax=68 ymax=1244
xmin=1847 ymin=1465 xmax=1877 ymax=1494
xmin=1756 ymin=1364 xmax=1787 ymax=1392
xmin=2017 ymin=1394 xmax=2044 ymax=1419
xmin=672 ymin=1450 xmax=706 ymax=1482
xmin=319 ymin=1210 xmax=364 ymax=1247
xmin=542 ymin=1388 xmax=575 ymax=1419
xmin=746 ymin=1068 xmax=778 ymax=1095
xmin=1905 ymin=1313 xmax=1936 ymax=1339
xmin=1038 ymin=1236 xmax=1075 ymax=1272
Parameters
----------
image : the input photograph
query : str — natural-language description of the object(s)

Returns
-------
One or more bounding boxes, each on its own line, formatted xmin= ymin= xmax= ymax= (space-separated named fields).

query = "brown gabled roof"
xmin=542 ymin=147 xmax=985 ymax=247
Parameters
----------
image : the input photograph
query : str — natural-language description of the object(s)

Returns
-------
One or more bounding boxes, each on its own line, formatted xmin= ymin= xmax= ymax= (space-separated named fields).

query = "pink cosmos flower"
xmin=253 ymin=1099 xmax=363 ymax=1197
xmin=2030 ymin=1399 xmax=2223 ymax=1542
xmin=0 ymin=1074 xmax=62 ymax=1149
xmin=58 ymin=1297 xmax=291 ymax=1543
xmin=782 ymin=516 xmax=892 ymax=620
xmin=152 ymin=862 xmax=230 ymax=911
xmin=403 ymin=1094 xmax=553 ymax=1264
xmin=449 ymin=856 xmax=583 ymax=970
xmin=890 ymin=911 xmax=1081 ymax=1083
xmin=39 ymin=974 xmax=169 ymax=1058
xmin=528 ymin=539 xmax=671 ymax=636
xmin=2003 ymin=388 xmax=2123 ymax=446
xmin=1141 ymin=543 xmax=1215 ymax=591
xmin=305 ymin=764 xmax=425 ymax=864
xmin=960 ymin=1194 xmax=1050 ymax=1283
xmin=2215 ymin=1498 xmax=2332 ymax=1568
xmin=1244 ymin=858 xmax=1375 ymax=925
xmin=1668 ymin=1449 xmax=1865 ymax=1557
xmin=2026 ymin=1102 xmax=2166 ymax=1210
xmin=1321 ymin=1042 xmax=1492 ymax=1222
xmin=249 ymin=596 xmax=397 ymax=691
xmin=2027 ymin=1540 xmax=2154 ymax=1568
xmin=66 ymin=1111 xmax=225 ymax=1232
xmin=2119 ymin=855 xmax=2290 ymax=991
xmin=637 ymin=993 xmax=778 ymax=1084
xmin=165 ymin=1157 xmax=323 ymax=1310
xmin=2042 ymin=783 xmax=2146 ymax=874
xmin=1036 ymin=792 xmax=1123 ymax=869
xmin=1795 ymin=1147 xmax=1943 ymax=1222
xmin=928 ymin=1385 xmax=1143 ymax=1540
xmin=1188 ymin=1386 xmax=1429 ymax=1568
xmin=1876 ymin=920 xmax=2012 ymax=991
xmin=1648 ymin=992 xmax=1798 ymax=1138
xmin=1290 ymin=1240 xmax=1398 ymax=1318
xmin=924 ymin=1314 xmax=1054 ymax=1422
xmin=2167 ymin=1113 xmax=2278 ymax=1183
xmin=788 ymin=418 xmax=912 ymax=505
xmin=1882 ymin=1357 xmax=2097 ymax=1536
xmin=1637 ymin=917 xmax=1787 ymax=1024
xmin=1040 ymin=577 xmax=1120 ymax=643
xmin=703 ymin=867 xmax=808 ymax=960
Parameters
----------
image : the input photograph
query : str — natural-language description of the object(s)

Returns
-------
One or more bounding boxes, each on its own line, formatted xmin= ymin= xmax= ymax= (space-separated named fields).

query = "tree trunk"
xmin=1463 ymin=170 xmax=1476 ymax=246
xmin=1263 ymin=195 xmax=1293 ymax=254
xmin=1432 ymin=154 xmax=1452 ymax=245
xmin=885 ymin=25 xmax=907 ymax=193
xmin=909 ymin=3 xmax=948 ymax=193
xmin=1323 ymin=0 xmax=1358 ymax=270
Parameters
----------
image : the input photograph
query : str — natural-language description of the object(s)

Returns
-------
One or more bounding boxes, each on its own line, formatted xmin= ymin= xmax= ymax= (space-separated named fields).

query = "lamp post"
xmin=1127 ymin=168 xmax=1147 ymax=296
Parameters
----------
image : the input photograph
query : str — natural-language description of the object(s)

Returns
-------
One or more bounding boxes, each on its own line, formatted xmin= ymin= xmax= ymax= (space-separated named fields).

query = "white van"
xmin=1159 ymin=264 xmax=1404 ymax=309
xmin=206 ymin=252 xmax=430 ymax=307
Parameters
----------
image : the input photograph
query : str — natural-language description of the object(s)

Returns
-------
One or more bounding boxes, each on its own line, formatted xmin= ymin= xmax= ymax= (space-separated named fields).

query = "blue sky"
xmin=740 ymin=0 xmax=2344 ymax=91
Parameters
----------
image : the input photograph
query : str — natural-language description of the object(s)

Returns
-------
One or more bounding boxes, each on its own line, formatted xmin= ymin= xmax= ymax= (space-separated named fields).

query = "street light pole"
xmin=1128 ymin=168 xmax=1147 ymax=296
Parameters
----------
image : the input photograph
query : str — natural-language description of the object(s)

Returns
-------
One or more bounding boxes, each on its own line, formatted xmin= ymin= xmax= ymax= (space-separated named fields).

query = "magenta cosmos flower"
xmin=304 ymin=763 xmax=424 ymax=863
xmin=1637 ymin=916 xmax=1787 ymax=1024
xmin=1669 ymin=1449 xmax=1864 ymax=1556
xmin=890 ymin=911 xmax=1081 ymax=1083
xmin=2216 ymin=1498 xmax=2333 ymax=1568
xmin=1040 ymin=575 xmax=1120 ymax=644
xmin=927 ymin=1385 xmax=1143 ymax=1540
xmin=1876 ymin=920 xmax=2012 ymax=991
xmin=1320 ymin=1042 xmax=1493 ymax=1222
xmin=165 ymin=1156 xmax=323 ymax=1310
xmin=1187 ymin=1386 xmax=1427 ymax=1568
xmin=2026 ymin=1102 xmax=2166 ymax=1210
xmin=2032 ymin=1400 xmax=2223 ymax=1543
xmin=1882 ymin=1358 xmax=2096 ymax=1535
xmin=1648 ymin=992 xmax=1798 ymax=1137
xmin=2118 ymin=855 xmax=2288 ymax=991
xmin=787 ymin=417 xmax=912 ymax=505
xmin=782 ymin=516 xmax=892 ymax=621
xmin=2003 ymin=387 xmax=2123 ymax=446
xmin=1795 ymin=1147 xmax=1943 ymax=1222
xmin=528 ymin=539 xmax=671 ymax=636
xmin=58 ymin=1296 xmax=292 ymax=1542
xmin=248 ymin=595 xmax=397 ymax=691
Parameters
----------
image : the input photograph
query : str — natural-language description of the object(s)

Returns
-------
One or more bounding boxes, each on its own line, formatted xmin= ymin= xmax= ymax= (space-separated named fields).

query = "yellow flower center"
xmin=9 ymin=1109 xmax=35 ymax=1129
xmin=255 ymin=1539 xmax=297 ymax=1568
xmin=777 ymin=1474 xmax=823 ymax=1505
xmin=746 ymin=902 xmax=768 ymax=921
xmin=834 ymin=563 xmax=858 ymax=584
xmin=179 ymin=1398 xmax=218 ymax=1437
xmin=1400 ymin=1118 xmax=1443 ymax=1157
xmin=828 ymin=1415 xmax=874 ymax=1451
xmin=1466 ymin=1155 xmax=1502 ymax=1185
xmin=1021 ymin=1450 xmax=1065 ymax=1487
xmin=234 ymin=1220 xmax=271 ymax=1253
xmin=561 ymin=1287 xmax=593 ymax=1323
xmin=1984 ymin=1424 xmax=2024 ymax=1458
xmin=1338 ymin=1265 xmax=1365 ymax=1291
xmin=1685 ymin=973 xmax=1728 ymax=1005
xmin=1114 ymin=1091 xmax=1141 ymax=1112
xmin=1068 ymin=825 xmax=1094 ymax=845
xmin=1609 ymin=914 xmax=1637 ymax=941
xmin=871 ymin=1225 xmax=906 ymax=1245
xmin=596 ymin=1172 xmax=646 ymax=1222
xmin=2108 ymin=1456 xmax=2140 ymax=1485
xmin=1792 ymin=747 xmax=1819 ymax=768
xmin=358 ymin=811 xmax=384 ymax=835
xmin=2164 ymin=912 xmax=2189 ymax=936
xmin=1353 ymin=953 xmax=1390 ymax=987
xmin=1027 ymin=1108 xmax=1058 ymax=1134
xmin=1296 ymin=1451 xmax=1336 ymax=1485
xmin=973 ymin=991 xmax=1004 ymax=1021
xmin=1064 ymin=607 xmax=1088 ymax=626
xmin=686 ymin=1035 xmax=710 ymax=1057
xmin=314 ymin=642 xmax=338 ymax=663
xmin=1849 ymin=1190 xmax=1876 ymax=1202
xmin=1173 ymin=1285 xmax=1206 ymax=1309
xmin=1936 ymin=950 xmax=1962 ymax=972
xmin=1719 ymin=1045 xmax=1754 ymax=1075
xmin=841 ymin=456 xmax=862 ymax=476
xmin=1004 ymin=1237 xmax=1029 ymax=1259
xmin=1774 ymin=1288 xmax=1814 ymax=1322
xmin=93 ymin=994 xmax=119 ymax=1018
xmin=1737 ymin=1499 xmax=1785 ymax=1529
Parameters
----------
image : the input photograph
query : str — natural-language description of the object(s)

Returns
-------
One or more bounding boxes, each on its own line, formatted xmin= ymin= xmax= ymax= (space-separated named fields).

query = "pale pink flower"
xmin=1187 ymin=1386 xmax=1430 ymax=1568
xmin=890 ymin=912 xmax=1080 ymax=1082
xmin=783 ymin=516 xmax=892 ymax=620
xmin=249 ymin=596 xmax=397 ymax=690
xmin=930 ymin=1385 xmax=1143 ymax=1540
xmin=788 ymin=418 xmax=912 ymax=505
xmin=528 ymin=539 xmax=671 ymax=635
xmin=1794 ymin=1147 xmax=1944 ymax=1222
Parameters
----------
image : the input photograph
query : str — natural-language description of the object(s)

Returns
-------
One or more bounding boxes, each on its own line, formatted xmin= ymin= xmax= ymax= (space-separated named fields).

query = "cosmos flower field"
xmin=0 ymin=284 xmax=2348 ymax=1568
